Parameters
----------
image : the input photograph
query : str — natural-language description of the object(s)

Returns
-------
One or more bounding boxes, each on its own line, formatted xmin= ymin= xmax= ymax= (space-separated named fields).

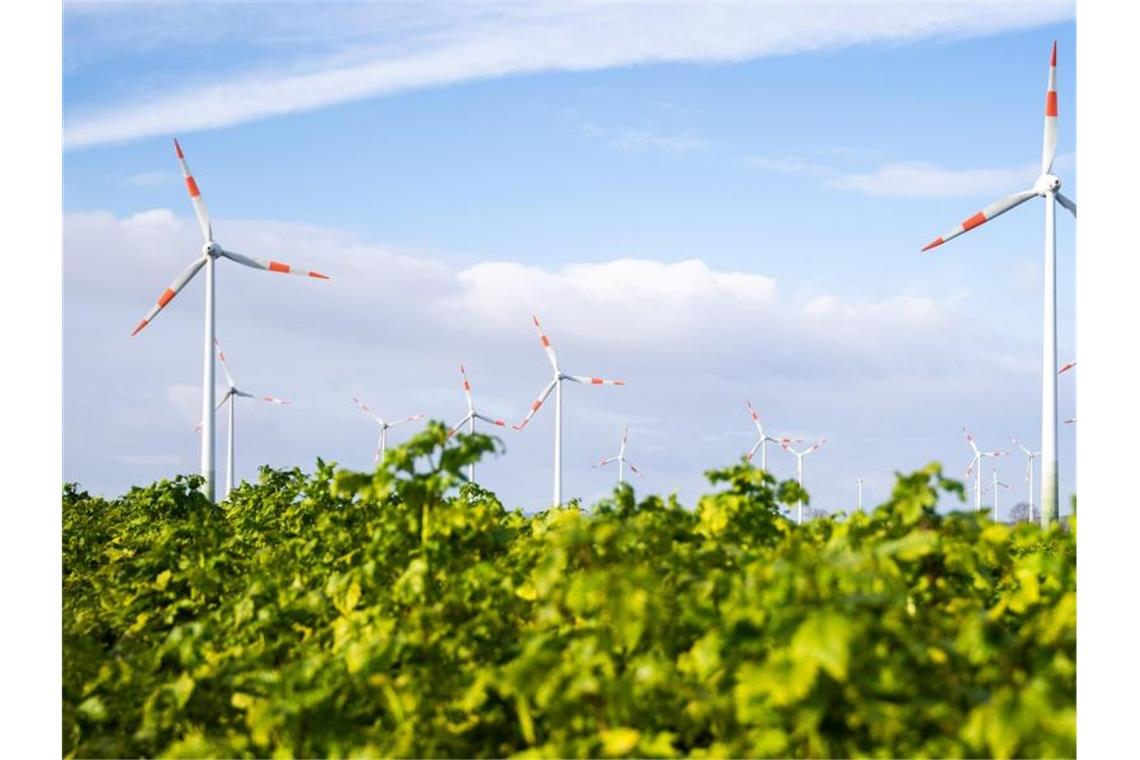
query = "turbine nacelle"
xmin=203 ymin=241 xmax=222 ymax=258
xmin=1034 ymin=173 xmax=1061 ymax=195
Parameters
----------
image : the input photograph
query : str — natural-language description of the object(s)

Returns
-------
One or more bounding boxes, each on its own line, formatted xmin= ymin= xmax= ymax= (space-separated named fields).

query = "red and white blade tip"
xmin=1051 ymin=40 xmax=1057 ymax=67
xmin=174 ymin=137 xmax=184 ymax=158
xmin=1058 ymin=361 xmax=1076 ymax=374
xmin=267 ymin=260 xmax=329 ymax=279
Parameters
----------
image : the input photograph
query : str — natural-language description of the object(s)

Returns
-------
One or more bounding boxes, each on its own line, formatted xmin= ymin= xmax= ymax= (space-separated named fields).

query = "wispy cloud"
xmin=64 ymin=1 xmax=1072 ymax=149
xmin=121 ymin=170 xmax=179 ymax=188
xmin=827 ymin=160 xmax=1040 ymax=197
xmin=579 ymin=120 xmax=712 ymax=155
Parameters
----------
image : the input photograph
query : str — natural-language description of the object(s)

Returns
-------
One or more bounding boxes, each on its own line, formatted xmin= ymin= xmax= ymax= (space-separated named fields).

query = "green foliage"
xmin=64 ymin=431 xmax=1075 ymax=758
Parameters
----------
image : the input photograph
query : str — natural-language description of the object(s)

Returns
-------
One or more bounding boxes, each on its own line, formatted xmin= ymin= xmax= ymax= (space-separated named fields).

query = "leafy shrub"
xmin=63 ymin=422 xmax=1075 ymax=758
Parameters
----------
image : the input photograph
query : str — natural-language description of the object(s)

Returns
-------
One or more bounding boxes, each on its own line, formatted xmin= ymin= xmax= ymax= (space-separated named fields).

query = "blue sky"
xmin=62 ymin=1 xmax=1077 ymax=516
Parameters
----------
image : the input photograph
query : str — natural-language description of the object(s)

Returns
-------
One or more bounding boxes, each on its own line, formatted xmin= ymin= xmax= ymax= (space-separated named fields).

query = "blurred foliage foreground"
xmin=63 ymin=423 xmax=1075 ymax=759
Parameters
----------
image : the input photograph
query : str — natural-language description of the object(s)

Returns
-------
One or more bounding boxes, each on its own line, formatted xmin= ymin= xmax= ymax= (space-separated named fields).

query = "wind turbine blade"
xmin=1063 ymin=417 xmax=1076 ymax=425
xmin=388 ymin=414 xmax=425 ymax=428
xmin=565 ymin=375 xmax=626 ymax=386
xmin=474 ymin=412 xmax=507 ymax=427
xmin=174 ymin=138 xmax=212 ymax=243
xmin=460 ymin=364 xmax=474 ymax=411
xmin=593 ymin=457 xmax=617 ymax=468
xmin=1011 ymin=437 xmax=1032 ymax=457
xmin=808 ymin=438 xmax=828 ymax=455
xmin=214 ymin=338 xmax=237 ymax=389
xmin=1058 ymin=360 xmax=1076 ymax=374
xmin=746 ymin=438 xmax=763 ymax=462
xmin=1042 ymin=41 xmax=1058 ymax=174
xmin=219 ymin=249 xmax=329 ymax=279
xmin=195 ymin=390 xmax=232 ymax=431
xmin=449 ymin=413 xmax=473 ymax=438
xmin=1056 ymin=192 xmax=1076 ymax=217
xmin=131 ymin=256 xmax=207 ymax=335
xmin=961 ymin=426 xmax=981 ymax=455
xmin=626 ymin=460 xmax=644 ymax=478
xmin=531 ymin=315 xmax=559 ymax=371
xmin=513 ymin=378 xmax=558 ymax=430
xmin=921 ymin=189 xmax=1037 ymax=251
xmin=352 ymin=397 xmax=383 ymax=426
xmin=259 ymin=395 xmax=290 ymax=405
xmin=745 ymin=400 xmax=764 ymax=433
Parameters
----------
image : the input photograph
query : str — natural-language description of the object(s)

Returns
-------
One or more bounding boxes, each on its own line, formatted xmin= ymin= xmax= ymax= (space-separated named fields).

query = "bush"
xmin=63 ymin=422 xmax=1075 ymax=758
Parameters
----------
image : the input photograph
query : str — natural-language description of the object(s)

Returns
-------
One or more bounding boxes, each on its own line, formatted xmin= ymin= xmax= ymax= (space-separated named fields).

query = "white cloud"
xmin=64 ymin=1 xmax=1072 ymax=149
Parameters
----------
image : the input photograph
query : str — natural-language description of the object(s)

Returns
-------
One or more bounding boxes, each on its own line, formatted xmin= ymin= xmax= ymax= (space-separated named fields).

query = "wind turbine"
xmin=920 ymin=42 xmax=1075 ymax=528
xmin=1010 ymin=437 xmax=1041 ymax=523
xmin=744 ymin=401 xmax=793 ymax=471
xmin=781 ymin=438 xmax=827 ymax=525
xmin=195 ymin=339 xmax=290 ymax=500
xmin=982 ymin=466 xmax=1012 ymax=522
xmin=593 ymin=426 xmax=643 ymax=486
xmin=448 ymin=364 xmax=507 ymax=483
xmin=514 ymin=315 xmax=624 ymax=507
xmin=962 ymin=427 xmax=1007 ymax=513
xmin=131 ymin=138 xmax=328 ymax=502
xmin=353 ymin=398 xmax=424 ymax=464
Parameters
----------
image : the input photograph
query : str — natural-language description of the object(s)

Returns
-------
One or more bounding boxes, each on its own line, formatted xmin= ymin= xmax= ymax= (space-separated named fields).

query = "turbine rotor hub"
xmin=1035 ymin=174 xmax=1061 ymax=194
xmin=203 ymin=241 xmax=221 ymax=258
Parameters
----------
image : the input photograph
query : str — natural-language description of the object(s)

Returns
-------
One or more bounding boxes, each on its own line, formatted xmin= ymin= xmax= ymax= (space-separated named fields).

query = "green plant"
xmin=63 ymin=426 xmax=1075 ymax=758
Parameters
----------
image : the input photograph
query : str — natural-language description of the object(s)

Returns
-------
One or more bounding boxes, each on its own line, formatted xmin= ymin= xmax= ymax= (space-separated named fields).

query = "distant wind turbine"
xmin=1010 ymin=437 xmax=1041 ymax=523
xmin=196 ymin=339 xmax=290 ymax=500
xmin=593 ymin=426 xmax=643 ymax=486
xmin=132 ymin=138 xmax=328 ymax=501
xmin=982 ymin=466 xmax=1011 ymax=522
xmin=856 ymin=477 xmax=864 ymax=511
xmin=920 ymin=42 xmax=1075 ymax=528
xmin=744 ymin=401 xmax=793 ymax=471
xmin=353 ymin=398 xmax=424 ymax=464
xmin=781 ymin=438 xmax=827 ymax=525
xmin=962 ymin=427 xmax=1007 ymax=513
xmin=515 ymin=315 xmax=624 ymax=507
xmin=449 ymin=364 xmax=507 ymax=483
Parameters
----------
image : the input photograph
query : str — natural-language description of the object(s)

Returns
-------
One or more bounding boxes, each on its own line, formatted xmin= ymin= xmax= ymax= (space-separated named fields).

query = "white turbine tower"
xmin=856 ymin=477 xmax=864 ymax=511
xmin=982 ymin=466 xmax=1012 ymax=522
xmin=449 ymin=364 xmax=508 ymax=483
xmin=781 ymin=438 xmax=827 ymax=525
xmin=132 ymin=138 xmax=328 ymax=502
xmin=593 ymin=426 xmax=643 ymax=486
xmin=515 ymin=315 xmax=624 ymax=507
xmin=962 ymin=427 xmax=1007 ymax=513
xmin=744 ymin=400 xmax=792 ymax=471
xmin=353 ymin=398 xmax=424 ymax=464
xmin=196 ymin=339 xmax=291 ymax=500
xmin=920 ymin=42 xmax=1075 ymax=528
xmin=1059 ymin=360 xmax=1076 ymax=424
xmin=1011 ymin=437 xmax=1041 ymax=523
